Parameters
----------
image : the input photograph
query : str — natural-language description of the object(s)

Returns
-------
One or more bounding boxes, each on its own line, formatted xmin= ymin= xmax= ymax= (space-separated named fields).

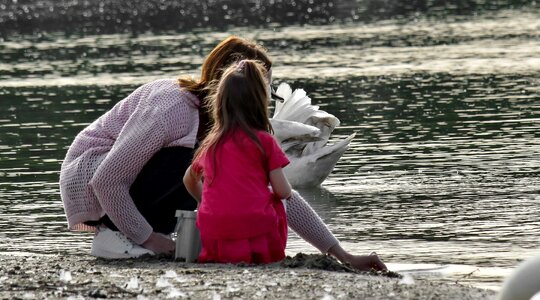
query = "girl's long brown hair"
xmin=178 ymin=36 xmax=273 ymax=140
xmin=194 ymin=60 xmax=273 ymax=181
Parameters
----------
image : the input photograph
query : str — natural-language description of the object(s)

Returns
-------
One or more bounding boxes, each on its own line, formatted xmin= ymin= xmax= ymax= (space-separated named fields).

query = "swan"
xmin=498 ymin=254 xmax=540 ymax=300
xmin=270 ymin=83 xmax=355 ymax=188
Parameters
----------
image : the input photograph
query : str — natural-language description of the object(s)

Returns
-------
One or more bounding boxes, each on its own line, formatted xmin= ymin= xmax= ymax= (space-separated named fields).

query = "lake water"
xmin=1 ymin=0 xmax=539 ymax=292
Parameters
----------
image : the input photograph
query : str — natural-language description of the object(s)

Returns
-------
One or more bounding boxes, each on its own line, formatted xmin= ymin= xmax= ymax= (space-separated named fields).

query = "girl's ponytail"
xmin=194 ymin=59 xmax=274 ymax=181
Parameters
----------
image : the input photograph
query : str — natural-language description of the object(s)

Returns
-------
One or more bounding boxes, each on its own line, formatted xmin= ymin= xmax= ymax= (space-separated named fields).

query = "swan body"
xmin=498 ymin=254 xmax=540 ymax=300
xmin=270 ymin=83 xmax=355 ymax=187
xmin=269 ymin=119 xmax=321 ymax=153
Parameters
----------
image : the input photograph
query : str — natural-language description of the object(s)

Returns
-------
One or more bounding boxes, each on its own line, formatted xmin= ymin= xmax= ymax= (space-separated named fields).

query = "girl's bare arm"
xmin=183 ymin=166 xmax=202 ymax=203
xmin=269 ymin=168 xmax=292 ymax=199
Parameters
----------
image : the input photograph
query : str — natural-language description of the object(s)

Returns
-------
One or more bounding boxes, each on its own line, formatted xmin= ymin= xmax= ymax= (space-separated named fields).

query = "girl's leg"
xmin=99 ymin=146 xmax=197 ymax=234
xmin=285 ymin=190 xmax=339 ymax=253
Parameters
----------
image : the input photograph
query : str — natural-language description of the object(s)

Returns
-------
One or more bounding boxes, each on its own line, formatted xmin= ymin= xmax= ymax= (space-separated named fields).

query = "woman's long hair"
xmin=193 ymin=59 xmax=273 ymax=181
xmin=178 ymin=36 xmax=272 ymax=140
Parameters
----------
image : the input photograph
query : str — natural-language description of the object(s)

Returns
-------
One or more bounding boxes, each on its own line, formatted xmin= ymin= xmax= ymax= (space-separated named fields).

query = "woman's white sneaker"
xmin=91 ymin=228 xmax=155 ymax=259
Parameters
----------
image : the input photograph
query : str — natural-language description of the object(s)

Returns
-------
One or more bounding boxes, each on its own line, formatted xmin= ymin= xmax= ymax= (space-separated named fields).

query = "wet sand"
xmin=0 ymin=253 xmax=497 ymax=299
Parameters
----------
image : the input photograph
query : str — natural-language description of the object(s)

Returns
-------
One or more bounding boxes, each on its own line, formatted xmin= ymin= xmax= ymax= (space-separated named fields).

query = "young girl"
xmin=183 ymin=59 xmax=292 ymax=264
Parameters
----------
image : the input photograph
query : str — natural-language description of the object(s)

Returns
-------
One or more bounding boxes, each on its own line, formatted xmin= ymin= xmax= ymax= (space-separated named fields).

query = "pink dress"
xmin=191 ymin=129 xmax=290 ymax=264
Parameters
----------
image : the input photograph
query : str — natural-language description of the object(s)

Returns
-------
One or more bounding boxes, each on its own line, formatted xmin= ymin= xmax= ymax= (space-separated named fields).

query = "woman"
xmin=59 ymin=36 xmax=386 ymax=271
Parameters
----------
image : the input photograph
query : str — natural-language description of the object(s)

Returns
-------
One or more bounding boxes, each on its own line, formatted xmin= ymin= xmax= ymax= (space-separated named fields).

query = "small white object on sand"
xmin=156 ymin=276 xmax=172 ymax=288
xmin=59 ymin=270 xmax=72 ymax=283
xmin=126 ymin=277 xmax=139 ymax=289
xmin=399 ymin=274 xmax=416 ymax=285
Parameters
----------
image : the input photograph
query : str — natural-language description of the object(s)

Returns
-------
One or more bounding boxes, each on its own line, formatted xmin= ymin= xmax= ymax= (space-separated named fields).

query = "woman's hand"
xmin=342 ymin=253 xmax=387 ymax=272
xmin=327 ymin=244 xmax=387 ymax=272
xmin=142 ymin=232 xmax=175 ymax=255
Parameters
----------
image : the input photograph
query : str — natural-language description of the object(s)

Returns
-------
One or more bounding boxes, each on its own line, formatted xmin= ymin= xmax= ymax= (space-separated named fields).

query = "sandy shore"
xmin=0 ymin=253 xmax=497 ymax=299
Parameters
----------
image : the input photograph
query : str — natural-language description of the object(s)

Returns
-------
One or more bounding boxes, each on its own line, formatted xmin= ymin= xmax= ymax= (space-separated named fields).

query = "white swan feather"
xmin=271 ymin=83 xmax=355 ymax=187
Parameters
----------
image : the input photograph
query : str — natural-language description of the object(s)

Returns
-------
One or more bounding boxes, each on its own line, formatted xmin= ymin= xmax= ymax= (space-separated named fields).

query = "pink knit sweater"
xmin=59 ymin=79 xmax=339 ymax=252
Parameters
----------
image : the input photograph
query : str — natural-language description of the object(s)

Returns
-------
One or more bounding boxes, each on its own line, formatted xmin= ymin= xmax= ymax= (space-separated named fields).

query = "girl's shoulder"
xmin=254 ymin=130 xmax=275 ymax=140
xmin=253 ymin=130 xmax=280 ymax=148
xmin=228 ymin=129 xmax=278 ymax=150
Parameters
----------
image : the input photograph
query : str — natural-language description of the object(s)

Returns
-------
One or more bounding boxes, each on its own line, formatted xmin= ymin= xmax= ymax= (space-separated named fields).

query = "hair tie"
xmin=237 ymin=60 xmax=248 ymax=71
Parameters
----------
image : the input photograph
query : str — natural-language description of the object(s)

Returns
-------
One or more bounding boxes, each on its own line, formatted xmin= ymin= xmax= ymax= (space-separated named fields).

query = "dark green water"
xmin=1 ymin=0 xmax=539 ymax=291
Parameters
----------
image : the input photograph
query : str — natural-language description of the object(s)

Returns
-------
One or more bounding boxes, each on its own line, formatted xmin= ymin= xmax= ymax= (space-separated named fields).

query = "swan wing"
xmin=273 ymin=82 xmax=293 ymax=116
xmin=270 ymin=119 xmax=320 ymax=143
xmin=284 ymin=133 xmax=356 ymax=187
xmin=303 ymin=111 xmax=341 ymax=154
xmin=271 ymin=82 xmax=355 ymax=187
xmin=273 ymin=82 xmax=341 ymax=148
xmin=273 ymin=84 xmax=318 ymax=123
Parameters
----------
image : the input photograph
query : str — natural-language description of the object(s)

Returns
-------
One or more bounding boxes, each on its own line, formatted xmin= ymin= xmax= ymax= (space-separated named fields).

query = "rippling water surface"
xmin=1 ymin=2 xmax=539 ymax=291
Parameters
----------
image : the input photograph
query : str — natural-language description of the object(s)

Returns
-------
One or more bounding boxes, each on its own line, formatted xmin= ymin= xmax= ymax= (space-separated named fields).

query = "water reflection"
xmin=2 ymin=12 xmax=539 ymax=87
xmin=0 ymin=0 xmax=536 ymax=35
xmin=0 ymin=4 xmax=539 ymax=290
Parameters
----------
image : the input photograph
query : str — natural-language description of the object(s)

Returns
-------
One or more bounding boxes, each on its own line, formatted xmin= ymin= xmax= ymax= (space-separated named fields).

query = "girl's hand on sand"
xmin=142 ymin=232 xmax=175 ymax=255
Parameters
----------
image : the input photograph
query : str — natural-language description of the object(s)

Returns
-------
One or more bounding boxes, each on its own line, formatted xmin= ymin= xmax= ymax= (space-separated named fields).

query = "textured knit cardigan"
xmin=60 ymin=79 xmax=198 ymax=244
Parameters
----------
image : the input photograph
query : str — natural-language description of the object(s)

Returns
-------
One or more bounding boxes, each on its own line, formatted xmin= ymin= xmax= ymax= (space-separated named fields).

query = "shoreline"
xmin=0 ymin=253 xmax=497 ymax=299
